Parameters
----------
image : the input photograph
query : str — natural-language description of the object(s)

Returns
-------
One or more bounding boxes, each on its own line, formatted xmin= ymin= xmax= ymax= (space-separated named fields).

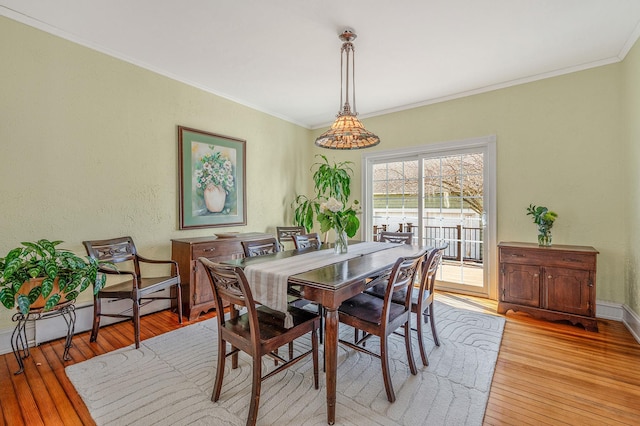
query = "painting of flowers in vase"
xmin=178 ymin=126 xmax=246 ymax=229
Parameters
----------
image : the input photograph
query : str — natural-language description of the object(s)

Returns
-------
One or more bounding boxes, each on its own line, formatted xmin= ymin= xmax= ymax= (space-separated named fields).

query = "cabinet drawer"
xmin=192 ymin=240 xmax=243 ymax=259
xmin=500 ymin=248 xmax=595 ymax=270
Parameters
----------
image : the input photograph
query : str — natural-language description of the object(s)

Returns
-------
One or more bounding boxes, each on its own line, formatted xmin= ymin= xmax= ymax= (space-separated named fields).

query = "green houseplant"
xmin=292 ymin=155 xmax=360 ymax=246
xmin=526 ymin=204 xmax=558 ymax=246
xmin=0 ymin=239 xmax=106 ymax=314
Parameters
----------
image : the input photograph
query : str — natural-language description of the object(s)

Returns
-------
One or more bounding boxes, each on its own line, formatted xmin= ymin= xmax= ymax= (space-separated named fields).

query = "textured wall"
xmin=314 ymin=61 xmax=630 ymax=307
xmin=0 ymin=17 xmax=312 ymax=329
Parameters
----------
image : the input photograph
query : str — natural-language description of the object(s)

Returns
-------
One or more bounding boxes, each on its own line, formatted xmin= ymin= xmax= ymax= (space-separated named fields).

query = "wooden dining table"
xmin=225 ymin=241 xmax=421 ymax=425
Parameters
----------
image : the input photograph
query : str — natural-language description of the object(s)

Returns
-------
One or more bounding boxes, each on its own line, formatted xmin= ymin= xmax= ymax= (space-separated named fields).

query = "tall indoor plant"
xmin=292 ymin=155 xmax=360 ymax=246
xmin=0 ymin=239 xmax=106 ymax=314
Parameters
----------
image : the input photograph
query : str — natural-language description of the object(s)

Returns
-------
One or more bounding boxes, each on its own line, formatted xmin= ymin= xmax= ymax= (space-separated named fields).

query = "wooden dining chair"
xmin=338 ymin=249 xmax=427 ymax=402
xmin=291 ymin=232 xmax=324 ymax=343
xmin=366 ymin=244 xmax=448 ymax=366
xmin=241 ymin=237 xmax=281 ymax=258
xmin=83 ymin=236 xmax=182 ymax=349
xmin=378 ymin=231 xmax=414 ymax=245
xmin=291 ymin=232 xmax=322 ymax=250
xmin=199 ymin=258 xmax=319 ymax=426
xmin=276 ymin=226 xmax=305 ymax=249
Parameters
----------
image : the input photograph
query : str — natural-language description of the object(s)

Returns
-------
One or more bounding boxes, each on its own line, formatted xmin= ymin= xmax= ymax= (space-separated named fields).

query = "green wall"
xmin=312 ymin=55 xmax=630 ymax=308
xmin=623 ymin=38 xmax=640 ymax=314
xmin=0 ymin=17 xmax=312 ymax=329
xmin=1 ymin=14 xmax=639 ymax=333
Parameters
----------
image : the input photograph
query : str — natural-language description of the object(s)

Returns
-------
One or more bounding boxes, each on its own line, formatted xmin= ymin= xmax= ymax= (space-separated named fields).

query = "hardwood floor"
xmin=1 ymin=294 xmax=639 ymax=425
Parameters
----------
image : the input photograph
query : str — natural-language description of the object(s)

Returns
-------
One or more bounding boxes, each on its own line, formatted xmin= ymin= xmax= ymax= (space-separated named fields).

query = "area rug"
xmin=66 ymin=300 xmax=505 ymax=426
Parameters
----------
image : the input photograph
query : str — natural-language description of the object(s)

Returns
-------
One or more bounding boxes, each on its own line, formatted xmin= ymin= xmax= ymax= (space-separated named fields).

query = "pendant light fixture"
xmin=315 ymin=29 xmax=380 ymax=150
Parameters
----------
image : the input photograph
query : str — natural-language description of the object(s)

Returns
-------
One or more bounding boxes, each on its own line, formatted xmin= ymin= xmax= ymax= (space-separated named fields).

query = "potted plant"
xmin=526 ymin=204 xmax=558 ymax=246
xmin=0 ymin=239 xmax=106 ymax=314
xmin=292 ymin=155 xmax=360 ymax=244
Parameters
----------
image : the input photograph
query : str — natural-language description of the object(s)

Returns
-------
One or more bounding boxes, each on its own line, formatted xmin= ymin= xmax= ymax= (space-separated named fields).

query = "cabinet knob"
xmin=534 ymin=273 xmax=538 ymax=277
xmin=548 ymin=275 xmax=552 ymax=279
xmin=204 ymin=248 xmax=216 ymax=252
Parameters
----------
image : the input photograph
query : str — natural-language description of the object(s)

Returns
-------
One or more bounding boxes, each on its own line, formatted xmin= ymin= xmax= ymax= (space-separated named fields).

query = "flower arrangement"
xmin=317 ymin=197 xmax=361 ymax=237
xmin=194 ymin=151 xmax=234 ymax=194
xmin=317 ymin=197 xmax=360 ymax=254
xmin=526 ymin=204 xmax=558 ymax=246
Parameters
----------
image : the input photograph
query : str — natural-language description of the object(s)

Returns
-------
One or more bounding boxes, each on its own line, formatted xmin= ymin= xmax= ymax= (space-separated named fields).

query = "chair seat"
xmin=366 ymin=280 xmax=430 ymax=308
xmin=338 ymin=292 xmax=407 ymax=326
xmin=224 ymin=305 xmax=318 ymax=345
xmin=97 ymin=276 xmax=179 ymax=297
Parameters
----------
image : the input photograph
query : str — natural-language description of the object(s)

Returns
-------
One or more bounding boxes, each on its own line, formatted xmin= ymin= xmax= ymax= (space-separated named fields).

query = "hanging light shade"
xmin=315 ymin=29 xmax=380 ymax=150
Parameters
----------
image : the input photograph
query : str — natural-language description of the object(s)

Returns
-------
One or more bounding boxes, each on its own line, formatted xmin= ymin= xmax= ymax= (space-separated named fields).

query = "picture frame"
xmin=178 ymin=126 xmax=247 ymax=229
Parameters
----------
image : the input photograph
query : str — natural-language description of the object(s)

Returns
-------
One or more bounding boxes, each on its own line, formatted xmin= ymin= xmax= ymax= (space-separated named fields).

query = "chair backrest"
xmin=379 ymin=231 xmax=413 ymax=245
xmin=241 ymin=237 xmax=281 ymax=257
xmin=292 ymin=233 xmax=322 ymax=250
xmin=419 ymin=244 xmax=447 ymax=296
xmin=198 ymin=258 xmax=261 ymax=342
xmin=276 ymin=226 xmax=305 ymax=244
xmin=83 ymin=236 xmax=140 ymax=275
xmin=381 ymin=249 xmax=428 ymax=323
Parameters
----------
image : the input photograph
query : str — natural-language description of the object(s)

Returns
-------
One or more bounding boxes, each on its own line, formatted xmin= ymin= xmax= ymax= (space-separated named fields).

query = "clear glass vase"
xmin=334 ymin=228 xmax=348 ymax=254
xmin=538 ymin=228 xmax=552 ymax=246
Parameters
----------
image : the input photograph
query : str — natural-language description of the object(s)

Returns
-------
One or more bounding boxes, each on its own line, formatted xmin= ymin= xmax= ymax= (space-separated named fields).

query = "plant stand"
xmin=11 ymin=301 xmax=76 ymax=375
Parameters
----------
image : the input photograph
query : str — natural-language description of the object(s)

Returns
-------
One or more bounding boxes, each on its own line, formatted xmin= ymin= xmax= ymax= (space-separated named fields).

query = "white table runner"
xmin=244 ymin=241 xmax=398 ymax=327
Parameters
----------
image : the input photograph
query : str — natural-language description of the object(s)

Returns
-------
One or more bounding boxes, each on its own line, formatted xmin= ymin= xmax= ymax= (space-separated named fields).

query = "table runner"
xmin=244 ymin=241 xmax=398 ymax=327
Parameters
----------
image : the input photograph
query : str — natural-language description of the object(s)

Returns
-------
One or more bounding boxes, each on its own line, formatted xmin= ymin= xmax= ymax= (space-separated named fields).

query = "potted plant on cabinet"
xmin=292 ymin=155 xmax=360 ymax=247
xmin=0 ymin=239 xmax=106 ymax=314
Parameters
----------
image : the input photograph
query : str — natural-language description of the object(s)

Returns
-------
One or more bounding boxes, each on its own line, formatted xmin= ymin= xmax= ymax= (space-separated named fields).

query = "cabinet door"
xmin=501 ymin=263 xmax=540 ymax=307
xmin=543 ymin=267 xmax=592 ymax=316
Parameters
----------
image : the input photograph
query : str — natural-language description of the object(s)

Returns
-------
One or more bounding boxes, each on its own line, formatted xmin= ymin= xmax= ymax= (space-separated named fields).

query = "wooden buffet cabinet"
xmin=171 ymin=233 xmax=271 ymax=320
xmin=497 ymin=241 xmax=598 ymax=331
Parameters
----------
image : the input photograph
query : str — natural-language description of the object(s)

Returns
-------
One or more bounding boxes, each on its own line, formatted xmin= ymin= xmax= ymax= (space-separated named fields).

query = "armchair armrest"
xmin=136 ymin=255 xmax=180 ymax=276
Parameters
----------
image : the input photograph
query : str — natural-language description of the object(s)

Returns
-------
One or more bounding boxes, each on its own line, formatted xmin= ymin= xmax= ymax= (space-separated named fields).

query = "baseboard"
xmin=622 ymin=304 xmax=640 ymax=344
xmin=0 ymin=288 xmax=172 ymax=356
xmin=596 ymin=300 xmax=624 ymax=321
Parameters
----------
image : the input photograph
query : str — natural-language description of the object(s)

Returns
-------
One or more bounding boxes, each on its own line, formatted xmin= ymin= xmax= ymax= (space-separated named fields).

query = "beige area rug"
xmin=66 ymin=299 xmax=505 ymax=426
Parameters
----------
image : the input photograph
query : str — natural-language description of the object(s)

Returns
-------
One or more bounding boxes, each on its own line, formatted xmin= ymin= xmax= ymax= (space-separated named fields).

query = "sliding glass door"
xmin=363 ymin=136 xmax=496 ymax=297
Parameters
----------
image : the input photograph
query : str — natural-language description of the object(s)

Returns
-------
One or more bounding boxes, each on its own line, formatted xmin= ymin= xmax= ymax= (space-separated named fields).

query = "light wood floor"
xmin=1 ymin=294 xmax=639 ymax=425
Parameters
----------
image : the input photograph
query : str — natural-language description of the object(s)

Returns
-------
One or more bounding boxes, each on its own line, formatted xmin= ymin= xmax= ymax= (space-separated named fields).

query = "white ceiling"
xmin=2 ymin=1 xmax=640 ymax=129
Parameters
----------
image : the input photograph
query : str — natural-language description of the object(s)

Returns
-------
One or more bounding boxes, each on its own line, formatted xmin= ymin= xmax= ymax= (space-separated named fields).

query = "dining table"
xmin=224 ymin=241 xmax=422 ymax=425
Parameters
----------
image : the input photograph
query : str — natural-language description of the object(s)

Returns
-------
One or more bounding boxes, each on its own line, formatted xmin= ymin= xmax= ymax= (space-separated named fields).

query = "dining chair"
xmin=291 ymin=232 xmax=324 ymax=343
xmin=241 ymin=237 xmax=281 ymax=258
xmin=366 ymin=244 xmax=448 ymax=366
xmin=378 ymin=231 xmax=414 ymax=245
xmin=241 ymin=235 xmax=295 ymax=360
xmin=291 ymin=232 xmax=322 ymax=250
xmin=83 ymin=236 xmax=182 ymax=349
xmin=276 ymin=226 xmax=305 ymax=249
xmin=338 ymin=249 xmax=427 ymax=402
xmin=199 ymin=258 xmax=319 ymax=426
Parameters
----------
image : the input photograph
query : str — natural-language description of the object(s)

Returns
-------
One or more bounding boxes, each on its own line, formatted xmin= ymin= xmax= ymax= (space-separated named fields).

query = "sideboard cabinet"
xmin=171 ymin=233 xmax=271 ymax=320
xmin=497 ymin=241 xmax=598 ymax=331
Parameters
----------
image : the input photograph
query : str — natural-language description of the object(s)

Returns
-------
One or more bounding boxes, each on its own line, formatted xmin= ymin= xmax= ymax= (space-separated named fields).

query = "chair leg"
xmin=312 ymin=327 xmax=319 ymax=389
xmin=247 ymin=352 xmax=263 ymax=426
xmin=380 ymin=335 xmax=396 ymax=403
xmin=427 ymin=305 xmax=440 ymax=346
xmin=90 ymin=297 xmax=101 ymax=343
xmin=133 ymin=299 xmax=141 ymax=349
xmin=318 ymin=305 xmax=324 ymax=344
xmin=212 ymin=339 xmax=226 ymax=402
xmin=404 ymin=322 xmax=418 ymax=376
xmin=176 ymin=283 xmax=183 ymax=324
xmin=416 ymin=311 xmax=429 ymax=367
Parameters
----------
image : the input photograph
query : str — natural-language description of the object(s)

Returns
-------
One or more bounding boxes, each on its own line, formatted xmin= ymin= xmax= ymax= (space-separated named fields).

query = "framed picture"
xmin=178 ymin=126 xmax=246 ymax=229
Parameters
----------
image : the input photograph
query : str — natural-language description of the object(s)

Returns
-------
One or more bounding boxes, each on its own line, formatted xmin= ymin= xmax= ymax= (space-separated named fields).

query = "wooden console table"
xmin=497 ymin=241 xmax=598 ymax=331
xmin=171 ymin=233 xmax=271 ymax=320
